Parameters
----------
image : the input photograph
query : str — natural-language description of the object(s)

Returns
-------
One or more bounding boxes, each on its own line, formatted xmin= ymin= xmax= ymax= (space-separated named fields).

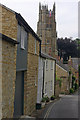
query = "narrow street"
xmin=38 ymin=90 xmax=79 ymax=119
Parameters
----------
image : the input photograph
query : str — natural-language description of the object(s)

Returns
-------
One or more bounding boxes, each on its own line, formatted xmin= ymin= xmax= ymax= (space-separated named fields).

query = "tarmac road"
xmin=39 ymin=90 xmax=79 ymax=119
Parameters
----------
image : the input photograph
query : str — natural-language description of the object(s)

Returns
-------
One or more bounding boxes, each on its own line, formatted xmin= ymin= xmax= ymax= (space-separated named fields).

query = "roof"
xmin=0 ymin=33 xmax=19 ymax=44
xmin=15 ymin=13 xmax=41 ymax=42
xmin=71 ymin=58 xmax=80 ymax=70
xmin=56 ymin=60 xmax=69 ymax=72
xmin=41 ymin=52 xmax=56 ymax=61
xmin=0 ymin=3 xmax=41 ymax=43
xmin=0 ymin=3 xmax=15 ymax=13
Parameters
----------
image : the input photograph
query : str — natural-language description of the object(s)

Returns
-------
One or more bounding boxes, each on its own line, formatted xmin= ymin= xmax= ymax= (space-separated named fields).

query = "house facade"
xmin=0 ymin=4 xmax=18 ymax=119
xmin=0 ymin=4 xmax=41 ymax=119
xmin=13 ymin=13 xmax=41 ymax=117
xmin=37 ymin=53 xmax=56 ymax=105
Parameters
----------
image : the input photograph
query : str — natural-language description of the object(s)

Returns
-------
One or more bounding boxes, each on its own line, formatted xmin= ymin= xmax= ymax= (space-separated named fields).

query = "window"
xmin=35 ymin=39 xmax=37 ymax=54
xmin=47 ymin=40 xmax=49 ymax=44
xmin=46 ymin=24 xmax=48 ymax=28
xmin=51 ymin=80 xmax=52 ymax=91
xmin=21 ymin=27 xmax=25 ymax=49
xmin=45 ymin=82 xmax=47 ymax=93
xmin=50 ymin=24 xmax=52 ymax=28
xmin=46 ymin=60 xmax=48 ymax=70
xmin=51 ymin=61 xmax=53 ymax=70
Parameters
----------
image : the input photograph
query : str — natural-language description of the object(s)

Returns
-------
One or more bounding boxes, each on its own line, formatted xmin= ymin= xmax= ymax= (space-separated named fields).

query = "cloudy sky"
xmin=0 ymin=0 xmax=78 ymax=39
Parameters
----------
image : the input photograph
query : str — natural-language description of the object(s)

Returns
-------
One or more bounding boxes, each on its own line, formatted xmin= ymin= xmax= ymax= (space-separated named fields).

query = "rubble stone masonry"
xmin=0 ymin=5 xmax=17 ymax=118
xmin=24 ymin=33 xmax=40 ymax=115
xmin=55 ymin=64 xmax=69 ymax=96
xmin=0 ymin=5 xmax=2 ymax=120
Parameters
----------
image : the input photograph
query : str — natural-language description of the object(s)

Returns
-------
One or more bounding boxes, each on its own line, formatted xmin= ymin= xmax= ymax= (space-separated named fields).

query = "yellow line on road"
xmin=43 ymin=102 xmax=56 ymax=120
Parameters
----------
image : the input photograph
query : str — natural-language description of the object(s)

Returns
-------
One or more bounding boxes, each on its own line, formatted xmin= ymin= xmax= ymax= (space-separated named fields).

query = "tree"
xmin=57 ymin=38 xmax=78 ymax=60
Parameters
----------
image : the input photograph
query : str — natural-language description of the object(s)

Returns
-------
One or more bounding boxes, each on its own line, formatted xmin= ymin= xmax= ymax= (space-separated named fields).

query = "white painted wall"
xmin=44 ymin=59 xmax=55 ymax=98
xmin=37 ymin=56 xmax=55 ymax=103
xmin=37 ymin=57 xmax=43 ymax=103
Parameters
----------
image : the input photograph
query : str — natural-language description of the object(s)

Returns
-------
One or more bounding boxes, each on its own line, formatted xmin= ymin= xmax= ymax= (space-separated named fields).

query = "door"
xmin=14 ymin=71 xmax=24 ymax=117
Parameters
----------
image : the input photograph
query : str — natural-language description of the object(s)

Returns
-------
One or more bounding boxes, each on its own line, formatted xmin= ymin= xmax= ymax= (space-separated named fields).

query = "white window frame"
xmin=46 ymin=60 xmax=48 ymax=70
xmin=50 ymin=80 xmax=52 ymax=91
xmin=51 ymin=61 xmax=53 ymax=70
xmin=21 ymin=26 xmax=25 ymax=49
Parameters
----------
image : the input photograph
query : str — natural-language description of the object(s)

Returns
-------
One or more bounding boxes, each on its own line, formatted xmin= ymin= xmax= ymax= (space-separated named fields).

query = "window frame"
xmin=21 ymin=26 xmax=25 ymax=50
xmin=51 ymin=61 xmax=53 ymax=70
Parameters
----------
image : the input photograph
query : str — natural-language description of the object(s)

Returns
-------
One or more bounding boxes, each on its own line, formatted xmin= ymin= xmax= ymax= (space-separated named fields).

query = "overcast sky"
xmin=0 ymin=0 xmax=78 ymax=39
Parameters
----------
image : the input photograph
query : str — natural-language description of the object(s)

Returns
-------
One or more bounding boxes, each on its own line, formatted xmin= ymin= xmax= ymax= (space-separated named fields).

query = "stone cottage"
xmin=0 ymin=4 xmax=41 ymax=119
xmin=14 ymin=13 xmax=41 ymax=117
xmin=0 ymin=4 xmax=18 ymax=119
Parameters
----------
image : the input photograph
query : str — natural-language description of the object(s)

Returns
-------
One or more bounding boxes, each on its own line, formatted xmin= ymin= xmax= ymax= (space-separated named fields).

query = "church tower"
xmin=37 ymin=3 xmax=58 ymax=57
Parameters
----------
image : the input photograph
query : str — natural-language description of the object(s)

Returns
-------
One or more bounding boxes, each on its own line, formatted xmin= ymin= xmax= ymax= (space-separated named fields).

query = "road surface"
xmin=39 ymin=90 xmax=79 ymax=119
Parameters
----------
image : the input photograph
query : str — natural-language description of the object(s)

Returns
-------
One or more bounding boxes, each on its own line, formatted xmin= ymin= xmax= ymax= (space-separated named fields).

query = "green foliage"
xmin=72 ymin=75 xmax=76 ymax=88
xmin=60 ymin=92 xmax=65 ymax=94
xmin=56 ymin=75 xmax=59 ymax=81
xmin=69 ymin=88 xmax=74 ymax=94
xmin=59 ymin=78 xmax=62 ymax=88
xmin=50 ymin=95 xmax=56 ymax=100
xmin=74 ymin=83 xmax=79 ymax=90
xmin=41 ymin=96 xmax=50 ymax=102
xmin=41 ymin=97 xmax=46 ymax=102
xmin=69 ymin=70 xmax=71 ymax=75
xmin=45 ymin=96 xmax=50 ymax=102
xmin=72 ymin=75 xmax=76 ymax=81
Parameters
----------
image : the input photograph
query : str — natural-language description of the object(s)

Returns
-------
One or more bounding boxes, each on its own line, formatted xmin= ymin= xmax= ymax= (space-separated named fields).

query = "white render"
xmin=37 ymin=54 xmax=55 ymax=104
xmin=44 ymin=59 xmax=55 ymax=98
xmin=37 ymin=57 xmax=44 ymax=103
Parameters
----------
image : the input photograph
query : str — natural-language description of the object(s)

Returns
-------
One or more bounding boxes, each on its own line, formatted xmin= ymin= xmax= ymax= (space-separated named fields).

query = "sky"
xmin=0 ymin=0 xmax=78 ymax=39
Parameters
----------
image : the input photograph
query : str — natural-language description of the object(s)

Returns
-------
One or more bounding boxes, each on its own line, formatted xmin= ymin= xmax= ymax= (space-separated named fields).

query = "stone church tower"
xmin=37 ymin=3 xmax=58 ymax=57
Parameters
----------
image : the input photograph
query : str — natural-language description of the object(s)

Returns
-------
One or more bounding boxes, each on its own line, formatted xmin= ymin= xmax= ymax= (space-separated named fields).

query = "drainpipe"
xmin=54 ymin=59 xmax=56 ymax=96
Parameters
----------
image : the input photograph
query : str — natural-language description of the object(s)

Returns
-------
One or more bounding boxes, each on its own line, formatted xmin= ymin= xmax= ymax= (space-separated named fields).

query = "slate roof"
xmin=71 ymin=58 xmax=80 ymax=70
xmin=56 ymin=60 xmax=69 ymax=72
xmin=0 ymin=33 xmax=19 ymax=44
xmin=41 ymin=52 xmax=56 ymax=61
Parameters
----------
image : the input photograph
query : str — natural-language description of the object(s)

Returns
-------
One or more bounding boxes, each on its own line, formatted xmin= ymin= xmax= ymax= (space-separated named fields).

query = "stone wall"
xmin=0 ymin=6 xmax=2 ymax=119
xmin=0 ymin=5 xmax=17 ymax=118
xmin=55 ymin=78 xmax=69 ymax=97
xmin=24 ymin=33 xmax=40 ymax=115
xmin=2 ymin=5 xmax=17 ymax=40
xmin=0 ymin=37 xmax=2 ymax=120
xmin=56 ymin=64 xmax=68 ymax=78
xmin=2 ymin=40 xmax=17 ymax=118
xmin=55 ymin=64 xmax=69 ymax=96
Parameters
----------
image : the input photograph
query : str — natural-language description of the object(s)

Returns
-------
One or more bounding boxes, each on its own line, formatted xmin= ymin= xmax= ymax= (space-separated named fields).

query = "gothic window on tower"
xmin=47 ymin=40 xmax=49 ymax=44
xmin=50 ymin=24 xmax=52 ymax=28
xmin=46 ymin=24 xmax=48 ymax=28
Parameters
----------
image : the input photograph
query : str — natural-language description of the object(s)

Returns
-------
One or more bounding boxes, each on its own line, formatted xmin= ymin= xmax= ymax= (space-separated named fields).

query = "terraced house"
xmin=37 ymin=52 xmax=56 ymax=107
xmin=0 ymin=4 xmax=41 ymax=119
